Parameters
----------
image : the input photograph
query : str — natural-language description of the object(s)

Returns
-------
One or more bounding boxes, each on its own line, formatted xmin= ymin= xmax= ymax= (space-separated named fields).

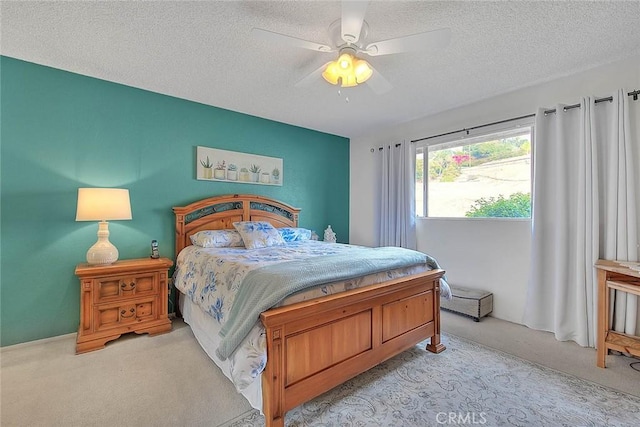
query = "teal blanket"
xmin=216 ymin=246 xmax=437 ymax=360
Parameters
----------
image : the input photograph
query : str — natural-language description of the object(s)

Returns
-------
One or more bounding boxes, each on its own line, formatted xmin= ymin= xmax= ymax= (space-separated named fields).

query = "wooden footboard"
xmin=260 ymin=269 xmax=445 ymax=427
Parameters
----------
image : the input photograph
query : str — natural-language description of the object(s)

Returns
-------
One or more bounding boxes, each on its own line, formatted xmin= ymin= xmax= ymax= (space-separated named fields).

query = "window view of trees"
xmin=465 ymin=192 xmax=531 ymax=218
xmin=416 ymin=129 xmax=532 ymax=218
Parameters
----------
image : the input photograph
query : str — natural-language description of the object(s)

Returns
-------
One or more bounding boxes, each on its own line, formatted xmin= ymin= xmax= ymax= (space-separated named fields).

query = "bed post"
xmin=174 ymin=211 xmax=186 ymax=255
xmin=262 ymin=325 xmax=286 ymax=427
xmin=426 ymin=278 xmax=446 ymax=353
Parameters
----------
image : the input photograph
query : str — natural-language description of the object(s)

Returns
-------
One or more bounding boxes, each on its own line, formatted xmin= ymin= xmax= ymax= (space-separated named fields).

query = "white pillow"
xmin=190 ymin=230 xmax=244 ymax=248
xmin=233 ymin=221 xmax=285 ymax=249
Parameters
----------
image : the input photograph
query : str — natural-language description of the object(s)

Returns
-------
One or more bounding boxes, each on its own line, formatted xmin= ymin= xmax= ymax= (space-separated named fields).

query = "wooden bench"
xmin=441 ymin=285 xmax=493 ymax=322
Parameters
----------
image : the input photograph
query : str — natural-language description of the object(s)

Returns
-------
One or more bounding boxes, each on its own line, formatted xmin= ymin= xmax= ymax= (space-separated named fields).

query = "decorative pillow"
xmin=233 ymin=221 xmax=285 ymax=249
xmin=278 ymin=227 xmax=312 ymax=242
xmin=190 ymin=230 xmax=244 ymax=248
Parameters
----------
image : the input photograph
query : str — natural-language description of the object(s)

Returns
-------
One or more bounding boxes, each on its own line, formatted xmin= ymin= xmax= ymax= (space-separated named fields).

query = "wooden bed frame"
xmin=173 ymin=194 xmax=446 ymax=427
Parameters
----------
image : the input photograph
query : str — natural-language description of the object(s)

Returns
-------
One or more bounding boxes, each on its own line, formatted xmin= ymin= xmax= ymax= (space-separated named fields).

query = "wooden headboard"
xmin=173 ymin=194 xmax=300 ymax=255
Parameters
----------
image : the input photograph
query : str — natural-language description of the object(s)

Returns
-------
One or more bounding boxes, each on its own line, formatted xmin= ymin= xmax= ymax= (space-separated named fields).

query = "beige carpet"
xmin=1 ymin=322 xmax=252 ymax=427
xmin=1 ymin=314 xmax=638 ymax=426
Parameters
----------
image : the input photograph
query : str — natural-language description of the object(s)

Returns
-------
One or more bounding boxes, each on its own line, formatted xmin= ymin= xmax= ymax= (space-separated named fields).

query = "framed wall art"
xmin=196 ymin=146 xmax=283 ymax=186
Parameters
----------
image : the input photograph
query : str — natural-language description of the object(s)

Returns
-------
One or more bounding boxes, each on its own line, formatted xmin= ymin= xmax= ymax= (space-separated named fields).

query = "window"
xmin=416 ymin=124 xmax=533 ymax=218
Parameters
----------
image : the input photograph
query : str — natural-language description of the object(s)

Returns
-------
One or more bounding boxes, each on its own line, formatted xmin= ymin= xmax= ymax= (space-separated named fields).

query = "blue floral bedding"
xmin=173 ymin=240 xmax=448 ymax=391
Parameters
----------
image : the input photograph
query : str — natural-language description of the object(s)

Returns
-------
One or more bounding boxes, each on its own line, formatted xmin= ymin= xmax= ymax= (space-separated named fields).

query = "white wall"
xmin=350 ymin=56 xmax=640 ymax=324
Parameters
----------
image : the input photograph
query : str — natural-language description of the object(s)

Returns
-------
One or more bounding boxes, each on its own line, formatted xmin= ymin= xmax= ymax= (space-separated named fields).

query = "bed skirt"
xmin=179 ymin=294 xmax=264 ymax=412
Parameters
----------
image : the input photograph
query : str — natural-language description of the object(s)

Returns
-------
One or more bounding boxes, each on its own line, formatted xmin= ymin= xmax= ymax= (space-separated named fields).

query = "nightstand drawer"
xmin=94 ymin=297 xmax=158 ymax=332
xmin=92 ymin=272 xmax=159 ymax=304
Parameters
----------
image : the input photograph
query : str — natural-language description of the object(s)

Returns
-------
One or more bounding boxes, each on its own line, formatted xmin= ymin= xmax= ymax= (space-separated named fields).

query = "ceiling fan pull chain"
xmin=337 ymin=89 xmax=350 ymax=103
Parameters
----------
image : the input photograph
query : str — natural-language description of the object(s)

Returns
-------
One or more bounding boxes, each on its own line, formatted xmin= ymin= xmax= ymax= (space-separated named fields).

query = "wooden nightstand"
xmin=75 ymin=257 xmax=173 ymax=354
xmin=595 ymin=259 xmax=640 ymax=367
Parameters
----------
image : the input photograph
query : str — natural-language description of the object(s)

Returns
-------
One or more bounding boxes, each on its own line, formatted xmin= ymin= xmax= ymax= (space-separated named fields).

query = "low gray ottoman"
xmin=441 ymin=285 xmax=493 ymax=322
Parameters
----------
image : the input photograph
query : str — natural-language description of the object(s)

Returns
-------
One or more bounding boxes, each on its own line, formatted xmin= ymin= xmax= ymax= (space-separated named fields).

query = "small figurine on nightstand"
xmin=150 ymin=240 xmax=159 ymax=259
xmin=324 ymin=225 xmax=336 ymax=243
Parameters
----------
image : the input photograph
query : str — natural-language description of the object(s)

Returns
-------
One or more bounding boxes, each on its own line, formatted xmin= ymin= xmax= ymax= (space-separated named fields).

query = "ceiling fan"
xmin=251 ymin=0 xmax=451 ymax=94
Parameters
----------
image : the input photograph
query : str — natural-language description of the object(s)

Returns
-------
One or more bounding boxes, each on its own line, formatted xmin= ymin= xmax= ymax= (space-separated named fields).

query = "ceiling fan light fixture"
xmin=341 ymin=73 xmax=358 ymax=88
xmin=322 ymin=49 xmax=373 ymax=88
xmin=322 ymin=62 xmax=341 ymax=85
xmin=338 ymin=52 xmax=353 ymax=70
xmin=353 ymin=58 xmax=373 ymax=83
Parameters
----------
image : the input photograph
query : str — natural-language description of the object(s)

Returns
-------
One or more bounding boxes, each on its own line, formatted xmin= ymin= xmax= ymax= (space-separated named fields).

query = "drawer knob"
xmin=120 ymin=308 xmax=136 ymax=318
xmin=120 ymin=281 xmax=137 ymax=290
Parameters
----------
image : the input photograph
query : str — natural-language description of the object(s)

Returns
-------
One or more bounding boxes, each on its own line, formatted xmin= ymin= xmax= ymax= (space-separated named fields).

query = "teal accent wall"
xmin=0 ymin=56 xmax=349 ymax=346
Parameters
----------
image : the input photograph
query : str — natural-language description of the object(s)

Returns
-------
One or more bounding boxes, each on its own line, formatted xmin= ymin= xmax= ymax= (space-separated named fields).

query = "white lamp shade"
xmin=76 ymin=188 xmax=132 ymax=221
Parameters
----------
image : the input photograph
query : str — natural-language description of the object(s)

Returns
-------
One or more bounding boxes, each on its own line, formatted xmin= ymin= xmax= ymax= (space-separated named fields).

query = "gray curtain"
xmin=378 ymin=140 xmax=416 ymax=249
xmin=524 ymin=89 xmax=639 ymax=347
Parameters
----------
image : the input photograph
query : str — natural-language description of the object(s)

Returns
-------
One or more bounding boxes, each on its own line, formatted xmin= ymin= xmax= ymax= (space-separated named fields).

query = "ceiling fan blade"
xmin=295 ymin=62 xmax=332 ymax=88
xmin=251 ymin=28 xmax=333 ymax=52
xmin=366 ymin=65 xmax=392 ymax=95
xmin=341 ymin=0 xmax=370 ymax=43
xmin=365 ymin=27 xmax=452 ymax=56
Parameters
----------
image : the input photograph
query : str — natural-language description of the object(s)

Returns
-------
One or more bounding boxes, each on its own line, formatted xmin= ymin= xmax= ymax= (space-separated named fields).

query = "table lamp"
xmin=75 ymin=188 xmax=132 ymax=265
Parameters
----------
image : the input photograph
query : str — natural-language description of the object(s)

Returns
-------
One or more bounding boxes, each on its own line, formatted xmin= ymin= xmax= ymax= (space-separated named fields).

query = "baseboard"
xmin=0 ymin=332 xmax=76 ymax=352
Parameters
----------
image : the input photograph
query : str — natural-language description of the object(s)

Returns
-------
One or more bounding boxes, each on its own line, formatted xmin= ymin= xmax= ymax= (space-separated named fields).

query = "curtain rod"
xmin=542 ymin=89 xmax=640 ymax=115
xmin=410 ymin=89 xmax=640 ymax=144
xmin=373 ymin=143 xmax=402 ymax=152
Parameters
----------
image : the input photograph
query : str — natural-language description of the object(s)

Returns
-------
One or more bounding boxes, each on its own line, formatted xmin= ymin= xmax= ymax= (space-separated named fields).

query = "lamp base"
xmin=86 ymin=221 xmax=119 ymax=265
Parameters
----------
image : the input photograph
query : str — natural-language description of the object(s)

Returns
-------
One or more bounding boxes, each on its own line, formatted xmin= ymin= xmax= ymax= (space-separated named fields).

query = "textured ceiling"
xmin=2 ymin=1 xmax=640 ymax=138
